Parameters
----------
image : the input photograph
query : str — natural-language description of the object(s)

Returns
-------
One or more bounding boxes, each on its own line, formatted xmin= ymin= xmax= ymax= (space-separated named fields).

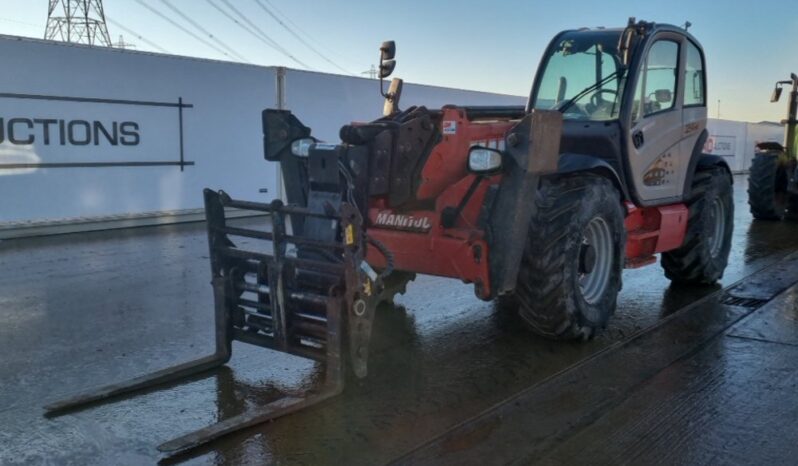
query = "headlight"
xmin=290 ymin=138 xmax=314 ymax=157
xmin=468 ymin=147 xmax=503 ymax=174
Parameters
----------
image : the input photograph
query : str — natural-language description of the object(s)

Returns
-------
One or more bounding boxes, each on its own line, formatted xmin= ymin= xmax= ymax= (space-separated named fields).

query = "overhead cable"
xmin=252 ymin=0 xmax=352 ymax=74
xmin=106 ymin=16 xmax=170 ymax=53
xmin=207 ymin=0 xmax=311 ymax=69
xmin=159 ymin=0 xmax=250 ymax=63
xmin=264 ymin=0 xmax=354 ymax=63
xmin=133 ymin=0 xmax=238 ymax=61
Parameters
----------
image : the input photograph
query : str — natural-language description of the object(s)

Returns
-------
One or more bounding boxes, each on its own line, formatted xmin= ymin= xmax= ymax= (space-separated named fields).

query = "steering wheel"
xmin=589 ymin=88 xmax=619 ymax=108
xmin=561 ymin=104 xmax=589 ymax=118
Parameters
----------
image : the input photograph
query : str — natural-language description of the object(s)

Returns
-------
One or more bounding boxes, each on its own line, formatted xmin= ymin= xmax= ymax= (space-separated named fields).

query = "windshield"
xmin=532 ymin=30 xmax=628 ymax=121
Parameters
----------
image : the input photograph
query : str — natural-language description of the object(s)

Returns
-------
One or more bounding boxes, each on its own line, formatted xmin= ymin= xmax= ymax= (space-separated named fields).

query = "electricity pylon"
xmin=45 ymin=0 xmax=112 ymax=46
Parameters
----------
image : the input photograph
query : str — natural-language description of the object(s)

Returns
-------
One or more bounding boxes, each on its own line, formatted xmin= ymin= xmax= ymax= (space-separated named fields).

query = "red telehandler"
xmin=46 ymin=19 xmax=733 ymax=455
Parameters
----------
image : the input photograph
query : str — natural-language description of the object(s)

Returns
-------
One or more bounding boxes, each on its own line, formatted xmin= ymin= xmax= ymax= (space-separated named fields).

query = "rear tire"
xmin=662 ymin=168 xmax=733 ymax=284
xmin=748 ymin=153 xmax=788 ymax=220
xmin=513 ymin=174 xmax=625 ymax=340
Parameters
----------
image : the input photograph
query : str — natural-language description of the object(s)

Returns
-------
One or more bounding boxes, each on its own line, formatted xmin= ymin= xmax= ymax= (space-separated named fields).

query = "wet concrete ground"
xmin=1 ymin=174 xmax=798 ymax=465
xmin=401 ymin=250 xmax=798 ymax=465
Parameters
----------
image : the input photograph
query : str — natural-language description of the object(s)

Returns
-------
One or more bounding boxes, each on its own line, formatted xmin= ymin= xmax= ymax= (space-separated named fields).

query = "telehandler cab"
xmin=748 ymin=73 xmax=798 ymax=220
xmin=45 ymin=18 xmax=733 ymax=455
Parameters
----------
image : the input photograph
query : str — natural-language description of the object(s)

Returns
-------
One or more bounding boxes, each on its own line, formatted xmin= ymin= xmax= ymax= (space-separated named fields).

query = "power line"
xmin=0 ymin=17 xmax=40 ymax=29
xmin=204 ymin=1 xmax=269 ymax=51
xmin=218 ymin=0 xmax=311 ymax=69
xmin=105 ymin=16 xmax=169 ymax=53
xmin=251 ymin=0 xmax=352 ymax=75
xmin=159 ymin=0 xmax=250 ymax=63
xmin=133 ymin=0 xmax=238 ymax=61
xmin=217 ymin=0 xmax=283 ymax=51
xmin=262 ymin=0 xmax=354 ymax=64
xmin=204 ymin=1 xmax=276 ymax=56
xmin=207 ymin=0 xmax=311 ymax=69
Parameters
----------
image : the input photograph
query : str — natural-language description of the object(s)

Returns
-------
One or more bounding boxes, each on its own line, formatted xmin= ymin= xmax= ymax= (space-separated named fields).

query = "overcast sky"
xmin=1 ymin=0 xmax=796 ymax=122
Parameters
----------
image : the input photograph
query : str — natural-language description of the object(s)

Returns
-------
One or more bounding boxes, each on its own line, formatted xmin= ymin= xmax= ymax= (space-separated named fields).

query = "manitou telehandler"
xmin=748 ymin=73 xmax=798 ymax=219
xmin=46 ymin=19 xmax=733 ymax=455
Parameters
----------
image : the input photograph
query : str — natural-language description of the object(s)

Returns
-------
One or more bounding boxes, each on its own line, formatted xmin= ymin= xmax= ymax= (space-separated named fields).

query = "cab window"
xmin=532 ymin=30 xmax=628 ymax=121
xmin=631 ymin=40 xmax=679 ymax=122
xmin=684 ymin=41 xmax=705 ymax=106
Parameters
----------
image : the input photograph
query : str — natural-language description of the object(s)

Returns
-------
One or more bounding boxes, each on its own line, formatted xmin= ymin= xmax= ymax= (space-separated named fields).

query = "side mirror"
xmin=378 ymin=40 xmax=398 ymax=98
xmin=771 ymin=86 xmax=783 ymax=103
xmin=654 ymin=89 xmax=672 ymax=103
xmin=468 ymin=147 xmax=503 ymax=174
xmin=379 ymin=59 xmax=396 ymax=79
xmin=380 ymin=41 xmax=396 ymax=61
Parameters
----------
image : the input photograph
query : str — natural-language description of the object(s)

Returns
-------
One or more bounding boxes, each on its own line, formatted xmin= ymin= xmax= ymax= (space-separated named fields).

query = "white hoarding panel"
xmin=0 ymin=35 xmax=277 ymax=226
xmin=0 ymin=95 xmax=184 ymax=167
xmin=283 ymin=70 xmax=525 ymax=141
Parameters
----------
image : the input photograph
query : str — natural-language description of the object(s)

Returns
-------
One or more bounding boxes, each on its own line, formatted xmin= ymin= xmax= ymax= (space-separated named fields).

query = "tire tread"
xmin=515 ymin=175 xmax=624 ymax=340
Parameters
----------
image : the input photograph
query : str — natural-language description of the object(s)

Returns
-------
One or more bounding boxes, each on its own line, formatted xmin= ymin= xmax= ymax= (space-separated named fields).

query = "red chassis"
xmin=364 ymin=107 xmax=688 ymax=299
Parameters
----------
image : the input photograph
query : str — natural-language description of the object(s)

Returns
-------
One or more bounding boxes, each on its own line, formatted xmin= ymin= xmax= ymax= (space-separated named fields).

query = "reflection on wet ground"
xmin=1 ymin=174 xmax=798 ymax=465
xmin=401 ymin=251 xmax=798 ymax=465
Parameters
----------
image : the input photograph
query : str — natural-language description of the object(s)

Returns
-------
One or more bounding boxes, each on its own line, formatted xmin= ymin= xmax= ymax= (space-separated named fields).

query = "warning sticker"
xmin=442 ymin=120 xmax=457 ymax=135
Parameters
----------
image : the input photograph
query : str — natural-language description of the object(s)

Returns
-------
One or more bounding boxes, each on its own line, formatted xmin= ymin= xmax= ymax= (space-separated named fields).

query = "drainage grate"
xmin=719 ymin=294 xmax=769 ymax=308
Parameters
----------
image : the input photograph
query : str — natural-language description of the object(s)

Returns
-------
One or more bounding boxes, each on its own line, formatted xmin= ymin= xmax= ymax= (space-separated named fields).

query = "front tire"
xmin=662 ymin=167 xmax=733 ymax=284
xmin=513 ymin=174 xmax=626 ymax=340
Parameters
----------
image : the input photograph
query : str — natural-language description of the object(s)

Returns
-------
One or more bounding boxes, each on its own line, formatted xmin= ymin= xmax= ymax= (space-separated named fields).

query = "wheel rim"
xmin=578 ymin=216 xmax=614 ymax=305
xmin=708 ymin=197 xmax=726 ymax=258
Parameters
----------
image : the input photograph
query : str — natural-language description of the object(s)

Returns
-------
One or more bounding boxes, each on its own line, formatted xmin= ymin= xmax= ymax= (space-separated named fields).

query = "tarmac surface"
xmin=2 ymin=174 xmax=798 ymax=465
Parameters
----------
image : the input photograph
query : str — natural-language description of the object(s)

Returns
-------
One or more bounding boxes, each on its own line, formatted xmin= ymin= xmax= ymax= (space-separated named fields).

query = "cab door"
xmin=625 ymin=36 xmax=684 ymax=202
xmin=678 ymin=39 xmax=709 ymax=193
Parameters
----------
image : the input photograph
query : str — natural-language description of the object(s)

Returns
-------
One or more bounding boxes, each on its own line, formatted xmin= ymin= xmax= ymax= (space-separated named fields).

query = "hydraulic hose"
xmin=367 ymin=236 xmax=394 ymax=279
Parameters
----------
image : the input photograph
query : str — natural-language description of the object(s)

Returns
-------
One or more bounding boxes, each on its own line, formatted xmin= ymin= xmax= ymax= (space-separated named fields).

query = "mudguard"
xmin=683 ymin=130 xmax=733 ymax=198
xmin=696 ymin=154 xmax=732 ymax=177
xmin=556 ymin=153 xmax=630 ymax=200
